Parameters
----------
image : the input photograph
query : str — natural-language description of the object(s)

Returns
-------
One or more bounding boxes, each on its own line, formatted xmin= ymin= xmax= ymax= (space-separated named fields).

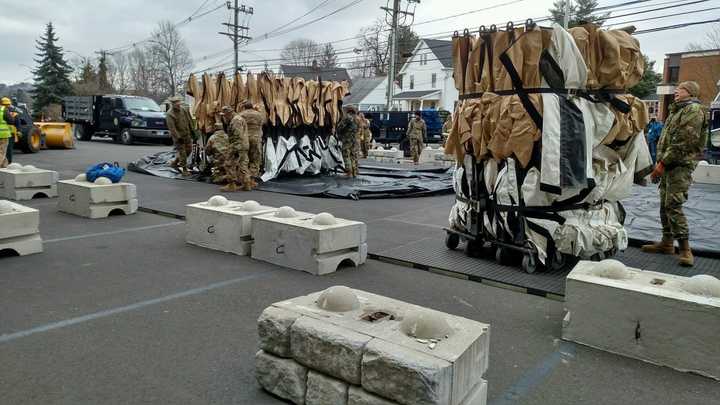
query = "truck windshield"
xmin=124 ymin=98 xmax=161 ymax=112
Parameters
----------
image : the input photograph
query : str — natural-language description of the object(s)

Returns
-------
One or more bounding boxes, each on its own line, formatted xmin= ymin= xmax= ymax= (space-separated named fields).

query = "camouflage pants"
xmin=0 ymin=138 xmax=8 ymax=168
xmin=342 ymin=137 xmax=358 ymax=176
xmin=659 ymin=166 xmax=692 ymax=240
xmin=248 ymin=132 xmax=262 ymax=178
xmin=409 ymin=137 xmax=423 ymax=163
xmin=210 ymin=154 xmax=228 ymax=184
xmin=225 ymin=139 xmax=250 ymax=186
xmin=173 ymin=136 xmax=192 ymax=170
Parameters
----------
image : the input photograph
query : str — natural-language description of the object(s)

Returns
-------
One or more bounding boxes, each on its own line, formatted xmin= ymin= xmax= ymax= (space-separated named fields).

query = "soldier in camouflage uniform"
xmin=165 ymin=96 xmax=194 ymax=176
xmin=442 ymin=114 xmax=453 ymax=147
xmin=239 ymin=101 xmax=266 ymax=188
xmin=220 ymin=106 xmax=251 ymax=191
xmin=406 ymin=111 xmax=426 ymax=165
xmin=336 ymin=106 xmax=358 ymax=177
xmin=206 ymin=122 xmax=230 ymax=184
xmin=363 ymin=116 xmax=373 ymax=157
xmin=357 ymin=113 xmax=370 ymax=159
xmin=642 ymin=81 xmax=709 ymax=267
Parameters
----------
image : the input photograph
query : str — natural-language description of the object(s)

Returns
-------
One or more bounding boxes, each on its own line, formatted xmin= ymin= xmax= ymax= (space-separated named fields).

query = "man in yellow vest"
xmin=0 ymin=97 xmax=17 ymax=168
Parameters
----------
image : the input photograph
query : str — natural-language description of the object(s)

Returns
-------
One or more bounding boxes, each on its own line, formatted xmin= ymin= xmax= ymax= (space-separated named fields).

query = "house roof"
xmin=665 ymin=48 xmax=720 ymax=57
xmin=344 ymin=77 xmax=386 ymax=105
xmin=279 ymin=65 xmax=351 ymax=83
xmin=423 ymin=39 xmax=453 ymax=69
xmin=393 ymin=90 xmax=440 ymax=99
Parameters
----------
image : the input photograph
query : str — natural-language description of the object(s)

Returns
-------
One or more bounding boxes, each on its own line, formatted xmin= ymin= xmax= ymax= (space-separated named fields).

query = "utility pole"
xmin=220 ymin=1 xmax=253 ymax=74
xmin=381 ymin=0 xmax=420 ymax=110
xmin=563 ymin=0 xmax=572 ymax=29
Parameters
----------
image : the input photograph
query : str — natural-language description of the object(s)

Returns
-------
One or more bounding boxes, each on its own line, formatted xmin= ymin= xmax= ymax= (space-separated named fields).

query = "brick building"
xmin=656 ymin=48 xmax=720 ymax=121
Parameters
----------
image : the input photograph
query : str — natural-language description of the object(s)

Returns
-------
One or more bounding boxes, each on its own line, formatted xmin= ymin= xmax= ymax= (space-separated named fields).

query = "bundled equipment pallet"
xmin=444 ymin=21 xmax=654 ymax=273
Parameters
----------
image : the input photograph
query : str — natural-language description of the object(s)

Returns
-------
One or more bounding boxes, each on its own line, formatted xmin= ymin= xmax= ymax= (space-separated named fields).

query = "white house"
xmin=394 ymin=38 xmax=458 ymax=112
xmin=343 ymin=77 xmax=399 ymax=111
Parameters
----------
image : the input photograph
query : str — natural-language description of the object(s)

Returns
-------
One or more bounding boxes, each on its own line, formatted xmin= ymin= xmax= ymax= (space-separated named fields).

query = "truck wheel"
xmin=119 ymin=128 xmax=134 ymax=145
xmin=20 ymin=127 xmax=42 ymax=153
xmin=75 ymin=125 xmax=93 ymax=141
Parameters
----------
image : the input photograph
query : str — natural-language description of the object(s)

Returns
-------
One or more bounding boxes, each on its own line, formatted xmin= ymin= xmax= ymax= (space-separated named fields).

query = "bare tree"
xmin=111 ymin=53 xmax=130 ymax=93
xmin=148 ymin=20 xmax=193 ymax=97
xmin=358 ymin=18 xmax=389 ymax=77
xmin=281 ymin=39 xmax=321 ymax=66
xmin=128 ymin=47 xmax=157 ymax=97
xmin=319 ymin=43 xmax=338 ymax=68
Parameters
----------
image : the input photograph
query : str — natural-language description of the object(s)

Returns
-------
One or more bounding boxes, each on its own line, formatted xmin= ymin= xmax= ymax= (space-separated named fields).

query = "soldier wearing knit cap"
xmin=642 ymin=81 xmax=709 ymax=267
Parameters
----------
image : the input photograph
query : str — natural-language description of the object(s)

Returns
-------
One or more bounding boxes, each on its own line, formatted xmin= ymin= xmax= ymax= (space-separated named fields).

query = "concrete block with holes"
xmin=0 ymin=165 xmax=58 ymax=200
xmin=185 ymin=197 xmax=276 ymax=256
xmin=250 ymin=208 xmax=367 ymax=275
xmin=692 ymin=162 xmax=720 ymax=185
xmin=255 ymin=286 xmax=490 ymax=405
xmin=563 ymin=260 xmax=720 ymax=380
xmin=57 ymin=177 xmax=138 ymax=219
xmin=0 ymin=200 xmax=42 ymax=256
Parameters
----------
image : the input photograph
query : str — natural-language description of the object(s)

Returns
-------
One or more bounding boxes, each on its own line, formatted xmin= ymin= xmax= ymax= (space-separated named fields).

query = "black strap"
xmin=459 ymin=87 xmax=627 ymax=100
xmin=499 ymin=50 xmax=543 ymax=130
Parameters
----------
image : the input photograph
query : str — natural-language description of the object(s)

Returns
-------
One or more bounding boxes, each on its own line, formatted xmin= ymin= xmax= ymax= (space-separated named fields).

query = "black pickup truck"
xmin=63 ymin=95 xmax=171 ymax=145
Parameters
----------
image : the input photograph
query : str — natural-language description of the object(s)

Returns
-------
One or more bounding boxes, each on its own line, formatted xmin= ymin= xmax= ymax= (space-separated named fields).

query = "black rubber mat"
xmin=373 ymin=236 xmax=720 ymax=297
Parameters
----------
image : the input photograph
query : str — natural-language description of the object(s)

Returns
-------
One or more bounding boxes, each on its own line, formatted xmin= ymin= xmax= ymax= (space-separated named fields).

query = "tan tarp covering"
xmin=446 ymin=23 xmax=646 ymax=168
xmin=186 ymin=72 xmax=350 ymax=133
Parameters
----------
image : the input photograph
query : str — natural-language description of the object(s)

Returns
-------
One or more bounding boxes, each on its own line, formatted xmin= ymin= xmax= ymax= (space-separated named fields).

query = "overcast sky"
xmin=2 ymin=0 xmax=718 ymax=84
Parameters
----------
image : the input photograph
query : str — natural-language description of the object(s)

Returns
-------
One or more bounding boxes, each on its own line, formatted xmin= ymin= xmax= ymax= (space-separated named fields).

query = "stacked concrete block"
xmin=0 ymin=200 xmax=42 ymax=256
xmin=185 ymin=196 xmax=276 ymax=255
xmin=419 ymin=146 xmax=445 ymax=164
xmin=563 ymin=260 xmax=720 ymax=380
xmin=434 ymin=153 xmax=456 ymax=168
xmin=693 ymin=161 xmax=720 ymax=185
xmin=58 ymin=175 xmax=138 ymax=219
xmin=251 ymin=208 xmax=367 ymax=275
xmin=0 ymin=164 xmax=59 ymax=200
xmin=368 ymin=147 xmax=405 ymax=163
xmin=256 ymin=286 xmax=490 ymax=405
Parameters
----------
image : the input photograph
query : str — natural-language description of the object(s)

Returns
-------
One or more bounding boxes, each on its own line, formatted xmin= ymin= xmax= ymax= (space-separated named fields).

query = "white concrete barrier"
xmin=185 ymin=197 xmax=276 ymax=255
xmin=58 ymin=178 xmax=138 ymax=219
xmin=693 ymin=162 xmax=720 ymax=185
xmin=419 ymin=146 xmax=445 ymax=164
xmin=0 ymin=200 xmax=42 ymax=256
xmin=0 ymin=165 xmax=58 ymax=200
xmin=256 ymin=286 xmax=490 ymax=405
xmin=251 ymin=209 xmax=367 ymax=275
xmin=563 ymin=260 xmax=720 ymax=380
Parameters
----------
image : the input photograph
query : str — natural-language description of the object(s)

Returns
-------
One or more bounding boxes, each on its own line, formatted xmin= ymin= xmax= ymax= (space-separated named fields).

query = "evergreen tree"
xmin=97 ymin=52 xmax=112 ymax=93
xmin=629 ymin=55 xmax=662 ymax=99
xmin=80 ymin=59 xmax=97 ymax=84
xmin=549 ymin=0 xmax=609 ymax=27
xmin=32 ymin=22 xmax=73 ymax=110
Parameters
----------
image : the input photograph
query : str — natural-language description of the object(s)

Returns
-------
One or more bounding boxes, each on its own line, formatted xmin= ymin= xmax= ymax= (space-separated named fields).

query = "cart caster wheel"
xmin=549 ymin=250 xmax=567 ymax=271
xmin=464 ymin=239 xmax=483 ymax=258
xmin=495 ymin=247 xmax=511 ymax=265
xmin=445 ymin=233 xmax=460 ymax=250
xmin=522 ymin=254 xmax=538 ymax=274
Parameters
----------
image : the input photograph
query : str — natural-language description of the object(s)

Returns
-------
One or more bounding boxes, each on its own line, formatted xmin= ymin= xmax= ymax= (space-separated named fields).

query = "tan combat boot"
xmin=640 ymin=237 xmax=675 ymax=254
xmin=677 ymin=239 xmax=694 ymax=267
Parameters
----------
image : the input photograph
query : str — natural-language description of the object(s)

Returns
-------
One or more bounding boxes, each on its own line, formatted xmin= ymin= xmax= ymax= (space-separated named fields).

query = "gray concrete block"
xmin=693 ymin=162 xmax=720 ymax=185
xmin=58 ymin=179 xmax=138 ymax=219
xmin=458 ymin=380 xmax=487 ymax=405
xmin=291 ymin=316 xmax=372 ymax=385
xmin=0 ymin=200 xmax=39 ymax=240
xmin=185 ymin=198 xmax=276 ymax=256
xmin=564 ymin=260 xmax=720 ymax=380
xmin=251 ymin=210 xmax=366 ymax=275
xmin=0 ymin=233 xmax=43 ymax=256
xmin=348 ymin=386 xmax=398 ymax=405
xmin=0 ymin=166 xmax=58 ymax=200
xmin=306 ymin=370 xmax=349 ymax=405
xmin=274 ymin=288 xmax=490 ymax=403
xmin=255 ymin=350 xmax=308 ymax=404
xmin=361 ymin=338 xmax=452 ymax=405
xmin=258 ymin=306 xmax=302 ymax=358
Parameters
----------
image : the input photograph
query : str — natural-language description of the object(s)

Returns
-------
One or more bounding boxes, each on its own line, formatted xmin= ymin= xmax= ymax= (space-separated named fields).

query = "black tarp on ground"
xmin=623 ymin=183 xmax=720 ymax=254
xmin=128 ymin=151 xmax=454 ymax=199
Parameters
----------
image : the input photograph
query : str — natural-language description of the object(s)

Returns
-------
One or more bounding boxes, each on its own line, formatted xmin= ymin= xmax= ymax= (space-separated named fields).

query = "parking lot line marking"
xmin=0 ymin=273 xmax=266 ymax=344
xmin=43 ymin=222 xmax=184 ymax=243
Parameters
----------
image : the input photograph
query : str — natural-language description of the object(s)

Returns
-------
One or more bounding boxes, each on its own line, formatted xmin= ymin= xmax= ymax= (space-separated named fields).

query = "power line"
xmin=635 ymin=17 xmax=720 ymax=34
xmin=265 ymin=0 xmax=337 ymax=35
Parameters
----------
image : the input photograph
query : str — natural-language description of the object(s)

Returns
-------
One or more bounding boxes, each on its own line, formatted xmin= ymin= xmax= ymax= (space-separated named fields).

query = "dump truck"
xmin=64 ymin=95 xmax=171 ymax=145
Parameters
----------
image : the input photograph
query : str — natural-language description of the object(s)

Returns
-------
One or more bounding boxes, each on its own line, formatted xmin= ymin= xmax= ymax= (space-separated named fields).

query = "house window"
xmin=397 ymin=74 xmax=403 ymax=90
xmin=410 ymin=75 xmax=414 ymax=90
xmin=668 ymin=66 xmax=680 ymax=83
xmin=421 ymin=54 xmax=427 ymax=65
xmin=431 ymin=73 xmax=437 ymax=88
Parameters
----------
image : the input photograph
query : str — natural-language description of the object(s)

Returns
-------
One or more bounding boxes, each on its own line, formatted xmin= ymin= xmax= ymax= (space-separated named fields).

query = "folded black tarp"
xmin=128 ymin=151 xmax=454 ymax=200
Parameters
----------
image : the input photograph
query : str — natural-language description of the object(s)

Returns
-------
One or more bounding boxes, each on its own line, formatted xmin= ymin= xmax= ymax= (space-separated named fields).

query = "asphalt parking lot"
xmin=1 ymin=140 xmax=719 ymax=405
